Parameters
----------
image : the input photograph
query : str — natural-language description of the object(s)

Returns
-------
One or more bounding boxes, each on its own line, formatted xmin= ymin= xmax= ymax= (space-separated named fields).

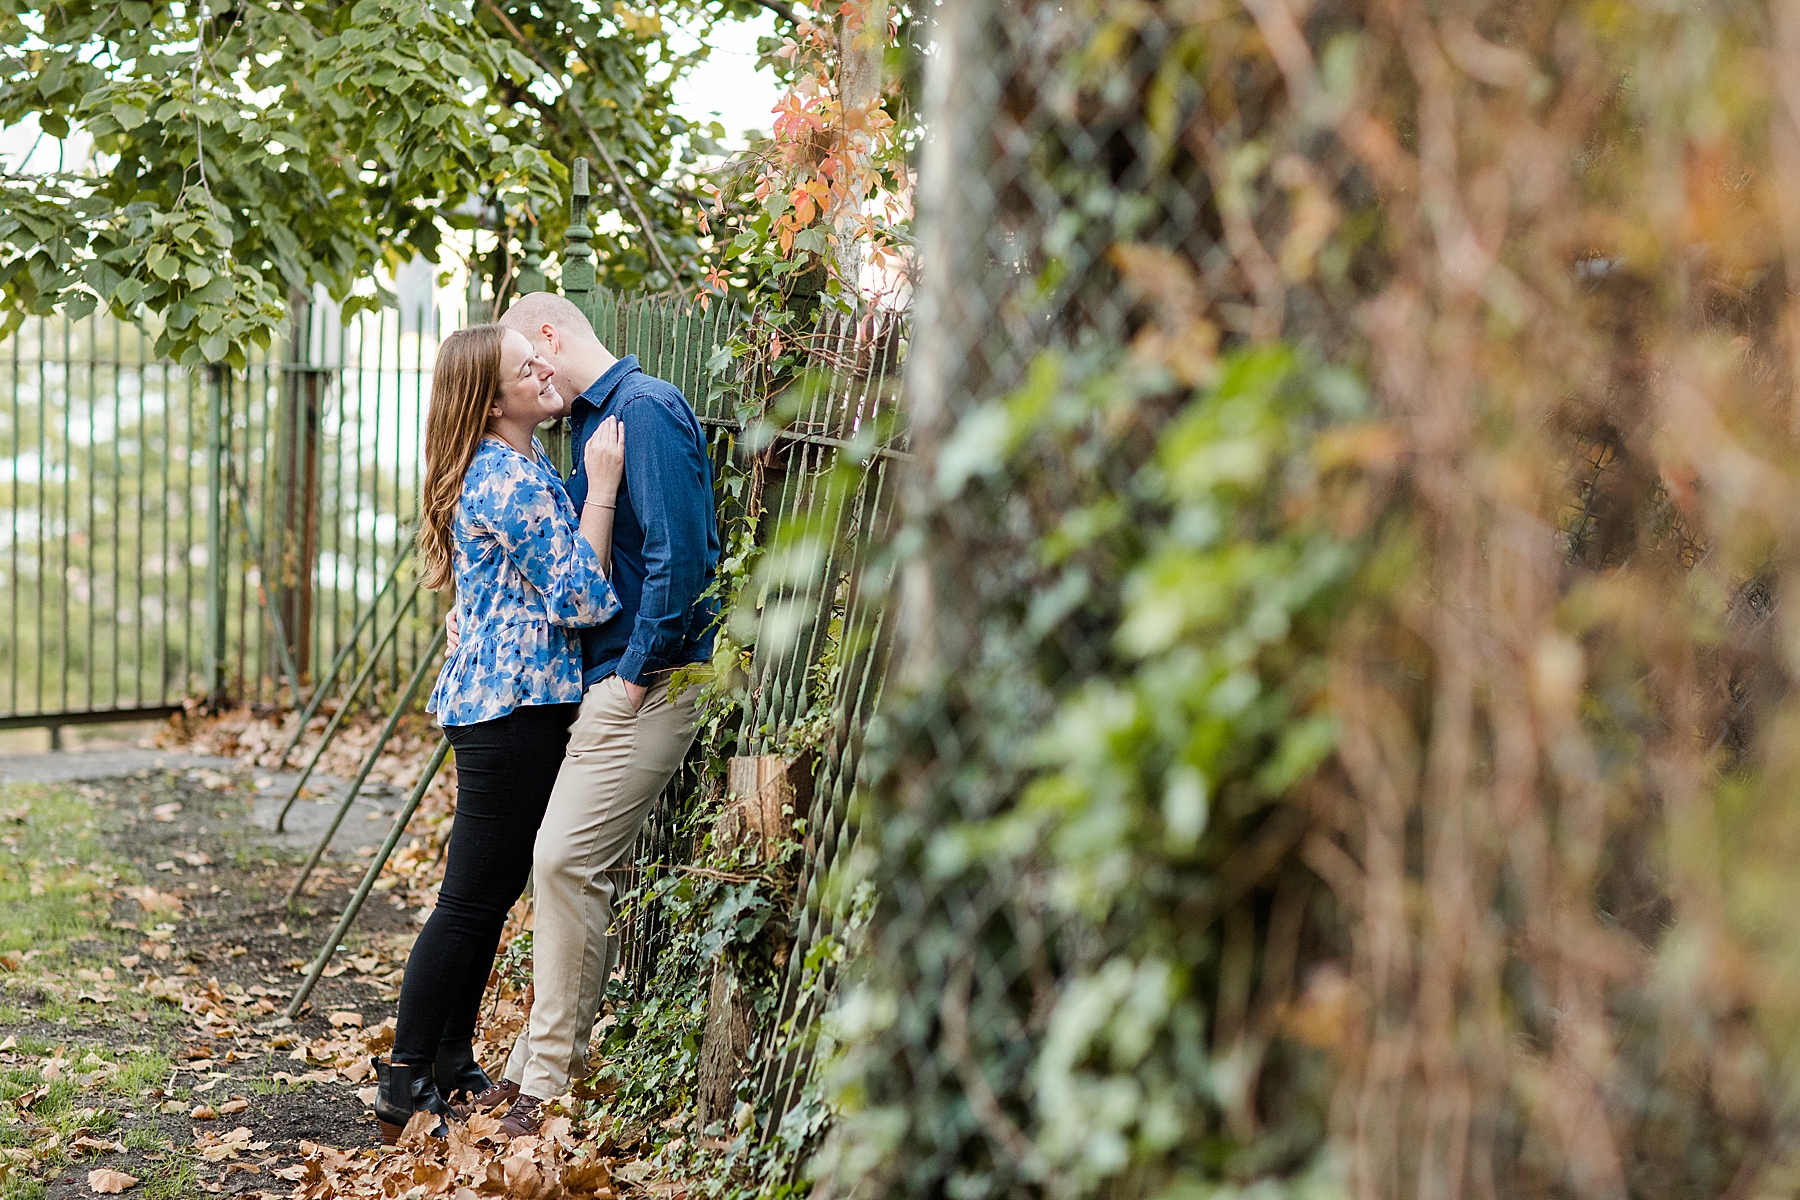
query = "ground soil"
xmin=0 ymin=762 xmax=431 ymax=1197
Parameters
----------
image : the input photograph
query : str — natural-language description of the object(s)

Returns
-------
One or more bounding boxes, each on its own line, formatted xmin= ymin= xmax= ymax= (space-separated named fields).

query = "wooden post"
xmin=203 ymin=364 xmax=228 ymax=706
xmin=695 ymin=752 xmax=815 ymax=1126
xmin=719 ymin=753 xmax=814 ymax=861
xmin=696 ymin=960 xmax=752 ymax=1130
xmin=465 ymin=227 xmax=486 ymax=328
xmin=274 ymin=295 xmax=322 ymax=685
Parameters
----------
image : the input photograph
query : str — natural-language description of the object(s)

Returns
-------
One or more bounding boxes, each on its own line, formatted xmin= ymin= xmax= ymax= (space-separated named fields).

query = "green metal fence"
xmin=0 ymin=302 xmax=442 ymax=729
xmin=2 ymin=157 xmax=910 ymax=1152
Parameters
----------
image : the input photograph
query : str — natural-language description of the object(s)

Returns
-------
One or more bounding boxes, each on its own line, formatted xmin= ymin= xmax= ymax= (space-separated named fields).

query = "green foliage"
xmin=0 ymin=0 xmax=731 ymax=363
xmin=824 ymin=343 xmax=1367 ymax=1197
xmin=695 ymin=0 xmax=923 ymax=313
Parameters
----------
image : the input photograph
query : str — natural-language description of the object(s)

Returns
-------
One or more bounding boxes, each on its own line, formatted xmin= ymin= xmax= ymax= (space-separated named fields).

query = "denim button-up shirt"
xmin=562 ymin=356 xmax=720 ymax=687
xmin=428 ymin=436 xmax=620 ymax=726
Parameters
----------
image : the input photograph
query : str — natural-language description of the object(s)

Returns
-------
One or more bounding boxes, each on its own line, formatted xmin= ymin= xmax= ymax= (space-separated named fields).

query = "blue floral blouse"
xmin=428 ymin=436 xmax=621 ymax=726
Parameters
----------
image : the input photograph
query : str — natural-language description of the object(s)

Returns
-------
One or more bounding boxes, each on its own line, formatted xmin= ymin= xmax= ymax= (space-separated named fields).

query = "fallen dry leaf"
xmin=71 ymin=1136 xmax=126 ymax=1155
xmin=564 ymin=1158 xmax=614 ymax=1199
xmin=218 ymin=1097 xmax=249 ymax=1114
xmin=501 ymin=1152 xmax=551 ymax=1199
xmin=327 ymin=1010 xmax=364 ymax=1028
xmin=396 ymin=1108 xmax=442 ymax=1148
xmin=86 ymin=1167 xmax=138 ymax=1193
xmin=463 ymin=1111 xmax=503 ymax=1143
xmin=190 ymin=1104 xmax=217 ymax=1120
xmin=363 ymin=1017 xmax=397 ymax=1053
xmin=412 ymin=1158 xmax=454 ymax=1193
xmin=120 ymin=885 xmax=183 ymax=916
xmin=194 ymin=1126 xmax=257 ymax=1162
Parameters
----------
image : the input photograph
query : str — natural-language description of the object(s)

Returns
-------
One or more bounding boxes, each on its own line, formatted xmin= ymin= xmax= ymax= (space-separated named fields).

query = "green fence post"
xmin=516 ymin=205 xmax=546 ymax=297
xmin=466 ymin=228 xmax=486 ymax=328
xmin=204 ymin=363 xmax=228 ymax=706
xmin=562 ymin=159 xmax=595 ymax=321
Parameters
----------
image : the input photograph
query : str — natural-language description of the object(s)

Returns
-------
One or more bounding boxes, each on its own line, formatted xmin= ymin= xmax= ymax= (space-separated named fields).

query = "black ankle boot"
xmin=372 ymin=1058 xmax=450 ymax=1145
xmin=434 ymin=1040 xmax=493 ymax=1104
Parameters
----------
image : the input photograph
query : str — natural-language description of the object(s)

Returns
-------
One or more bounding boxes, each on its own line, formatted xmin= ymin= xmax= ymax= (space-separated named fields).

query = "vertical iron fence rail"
xmin=0 ymin=305 xmax=440 ymax=727
xmin=0 ymin=226 xmax=907 ymax=1143
xmin=567 ymin=268 xmax=910 ymax=1138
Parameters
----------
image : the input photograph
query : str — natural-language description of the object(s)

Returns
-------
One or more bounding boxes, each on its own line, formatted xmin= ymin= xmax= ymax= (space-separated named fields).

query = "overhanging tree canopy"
xmin=0 ymin=0 xmax=744 ymax=364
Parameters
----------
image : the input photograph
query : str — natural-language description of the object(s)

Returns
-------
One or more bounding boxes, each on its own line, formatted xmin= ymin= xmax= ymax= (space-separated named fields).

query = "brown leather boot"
xmin=450 ymin=1078 xmax=519 ymax=1120
xmin=495 ymin=1092 xmax=544 ymax=1139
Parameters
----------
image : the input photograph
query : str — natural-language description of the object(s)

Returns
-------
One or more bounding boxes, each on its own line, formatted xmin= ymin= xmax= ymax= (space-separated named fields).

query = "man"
xmin=446 ymin=291 xmax=719 ymax=1134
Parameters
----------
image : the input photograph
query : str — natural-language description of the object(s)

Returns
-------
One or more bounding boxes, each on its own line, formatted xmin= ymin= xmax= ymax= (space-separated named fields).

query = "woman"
xmin=373 ymin=323 xmax=626 ymax=1143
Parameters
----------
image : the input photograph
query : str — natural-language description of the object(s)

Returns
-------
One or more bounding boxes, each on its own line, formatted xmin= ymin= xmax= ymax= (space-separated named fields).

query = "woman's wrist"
xmin=585 ymin=500 xmax=615 ymax=510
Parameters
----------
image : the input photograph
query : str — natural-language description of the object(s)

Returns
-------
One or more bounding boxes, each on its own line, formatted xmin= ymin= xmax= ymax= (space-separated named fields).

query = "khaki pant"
xmin=504 ymin=673 xmax=699 ymax=1099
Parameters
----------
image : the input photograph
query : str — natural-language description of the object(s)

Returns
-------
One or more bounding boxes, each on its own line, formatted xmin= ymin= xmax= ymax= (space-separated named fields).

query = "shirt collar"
xmin=572 ymin=355 xmax=641 ymax=418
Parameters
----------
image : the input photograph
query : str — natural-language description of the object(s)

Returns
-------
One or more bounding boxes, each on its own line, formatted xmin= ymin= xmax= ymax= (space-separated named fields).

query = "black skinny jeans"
xmin=391 ymin=702 xmax=577 ymax=1066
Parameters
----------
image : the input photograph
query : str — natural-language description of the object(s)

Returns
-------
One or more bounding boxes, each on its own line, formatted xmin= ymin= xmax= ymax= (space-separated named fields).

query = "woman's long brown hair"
xmin=418 ymin=324 xmax=507 ymax=592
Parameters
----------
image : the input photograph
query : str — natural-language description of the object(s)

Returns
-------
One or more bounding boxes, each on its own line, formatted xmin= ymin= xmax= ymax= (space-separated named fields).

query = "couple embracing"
xmin=370 ymin=292 xmax=718 ymax=1143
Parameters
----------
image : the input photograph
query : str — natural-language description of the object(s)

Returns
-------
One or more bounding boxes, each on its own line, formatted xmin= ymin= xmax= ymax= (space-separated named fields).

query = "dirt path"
xmin=0 ymin=759 xmax=430 ymax=1197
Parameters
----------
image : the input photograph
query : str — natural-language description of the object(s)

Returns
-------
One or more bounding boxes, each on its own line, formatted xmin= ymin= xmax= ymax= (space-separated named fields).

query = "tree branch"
xmin=750 ymin=0 xmax=803 ymax=25
xmin=478 ymin=0 xmax=686 ymax=290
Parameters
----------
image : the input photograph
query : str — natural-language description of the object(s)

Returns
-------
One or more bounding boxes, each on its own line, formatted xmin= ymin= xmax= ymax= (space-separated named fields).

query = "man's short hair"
xmin=500 ymin=291 xmax=601 ymax=346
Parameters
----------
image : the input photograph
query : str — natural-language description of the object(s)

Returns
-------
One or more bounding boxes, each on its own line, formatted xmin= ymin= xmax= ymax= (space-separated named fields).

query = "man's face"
xmin=530 ymin=324 xmax=578 ymax=415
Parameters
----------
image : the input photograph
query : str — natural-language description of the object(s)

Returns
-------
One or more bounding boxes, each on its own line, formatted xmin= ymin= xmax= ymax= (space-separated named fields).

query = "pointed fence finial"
xmin=563 ymin=158 xmax=595 ymax=314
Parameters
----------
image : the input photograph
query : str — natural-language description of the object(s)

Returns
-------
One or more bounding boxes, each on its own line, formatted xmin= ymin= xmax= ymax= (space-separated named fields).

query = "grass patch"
xmin=70 ymin=1107 xmax=119 ymax=1135
xmin=139 ymin=1152 xmax=202 ymax=1200
xmin=0 ymin=785 xmax=134 ymax=955
xmin=0 ymin=1068 xmax=46 ymax=1105
xmin=121 ymin=1125 xmax=169 ymax=1153
xmin=0 ymin=1174 xmax=45 ymax=1200
xmin=113 ymin=1051 xmax=172 ymax=1097
xmin=30 ymin=1081 xmax=74 ymax=1120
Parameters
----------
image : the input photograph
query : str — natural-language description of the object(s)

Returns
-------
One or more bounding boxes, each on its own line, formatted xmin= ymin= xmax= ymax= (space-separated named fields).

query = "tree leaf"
xmin=86 ymin=1168 xmax=138 ymax=1194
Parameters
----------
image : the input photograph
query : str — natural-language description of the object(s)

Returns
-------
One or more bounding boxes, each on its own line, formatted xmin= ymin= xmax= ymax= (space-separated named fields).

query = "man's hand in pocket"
xmin=623 ymin=680 xmax=647 ymax=712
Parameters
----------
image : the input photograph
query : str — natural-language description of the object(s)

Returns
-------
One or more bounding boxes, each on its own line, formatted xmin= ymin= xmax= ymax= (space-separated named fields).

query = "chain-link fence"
xmin=821 ymin=0 xmax=1360 ymax=1195
xmin=803 ymin=0 xmax=1800 ymax=1197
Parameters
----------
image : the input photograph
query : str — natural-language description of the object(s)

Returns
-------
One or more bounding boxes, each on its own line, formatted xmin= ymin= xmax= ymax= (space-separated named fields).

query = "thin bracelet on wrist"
xmin=585 ymin=501 xmax=615 ymax=510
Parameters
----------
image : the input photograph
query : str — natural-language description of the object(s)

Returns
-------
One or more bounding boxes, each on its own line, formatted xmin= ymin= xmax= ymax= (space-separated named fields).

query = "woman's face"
xmin=491 ymin=329 xmax=559 ymax=428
